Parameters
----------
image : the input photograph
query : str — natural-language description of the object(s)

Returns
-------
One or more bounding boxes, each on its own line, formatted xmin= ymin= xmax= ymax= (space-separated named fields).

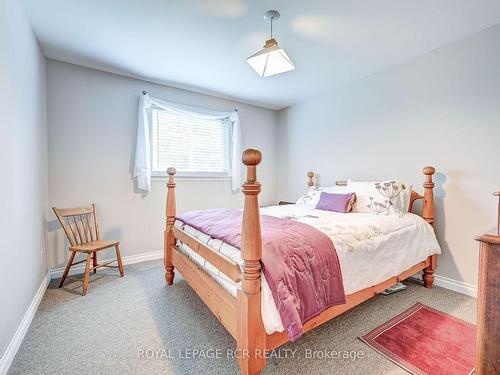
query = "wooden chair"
xmin=53 ymin=204 xmax=124 ymax=295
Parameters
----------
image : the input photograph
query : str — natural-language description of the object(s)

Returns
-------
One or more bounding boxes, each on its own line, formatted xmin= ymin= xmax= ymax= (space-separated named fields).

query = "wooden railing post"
xmin=165 ymin=167 xmax=176 ymax=285
xmin=422 ymin=166 xmax=436 ymax=288
xmin=237 ymin=149 xmax=266 ymax=375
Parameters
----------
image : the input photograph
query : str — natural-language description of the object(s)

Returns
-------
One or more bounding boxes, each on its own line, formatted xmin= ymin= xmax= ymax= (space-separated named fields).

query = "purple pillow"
xmin=315 ymin=192 xmax=356 ymax=213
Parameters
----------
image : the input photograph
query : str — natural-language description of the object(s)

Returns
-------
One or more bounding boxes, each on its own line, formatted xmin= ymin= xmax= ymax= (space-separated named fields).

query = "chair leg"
xmin=59 ymin=251 xmax=76 ymax=288
xmin=115 ymin=244 xmax=124 ymax=277
xmin=82 ymin=253 xmax=92 ymax=296
xmin=92 ymin=251 xmax=97 ymax=274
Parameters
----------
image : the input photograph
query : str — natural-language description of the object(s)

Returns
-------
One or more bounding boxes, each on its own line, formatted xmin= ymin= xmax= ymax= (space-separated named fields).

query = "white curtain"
xmin=134 ymin=92 xmax=242 ymax=193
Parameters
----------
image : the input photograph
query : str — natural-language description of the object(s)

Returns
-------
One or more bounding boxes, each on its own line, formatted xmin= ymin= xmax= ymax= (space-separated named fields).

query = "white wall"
xmin=277 ymin=24 xmax=500 ymax=288
xmin=47 ymin=60 xmax=278 ymax=269
xmin=0 ymin=0 xmax=48 ymax=358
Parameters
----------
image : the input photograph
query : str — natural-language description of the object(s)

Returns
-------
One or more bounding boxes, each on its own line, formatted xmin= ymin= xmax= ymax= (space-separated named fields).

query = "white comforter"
xmin=175 ymin=204 xmax=441 ymax=334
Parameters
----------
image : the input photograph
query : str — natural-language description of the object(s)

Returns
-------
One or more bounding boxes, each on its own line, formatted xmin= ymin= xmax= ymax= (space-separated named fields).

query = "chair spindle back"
xmin=53 ymin=204 xmax=100 ymax=246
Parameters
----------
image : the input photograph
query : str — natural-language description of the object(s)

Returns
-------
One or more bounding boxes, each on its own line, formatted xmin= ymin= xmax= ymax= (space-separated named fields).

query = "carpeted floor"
xmin=8 ymin=260 xmax=476 ymax=375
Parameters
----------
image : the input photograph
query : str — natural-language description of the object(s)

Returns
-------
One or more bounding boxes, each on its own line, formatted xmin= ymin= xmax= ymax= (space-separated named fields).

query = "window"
xmin=151 ymin=106 xmax=231 ymax=178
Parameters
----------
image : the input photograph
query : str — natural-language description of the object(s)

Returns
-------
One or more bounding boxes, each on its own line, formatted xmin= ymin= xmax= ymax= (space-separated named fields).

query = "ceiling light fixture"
xmin=247 ymin=10 xmax=295 ymax=77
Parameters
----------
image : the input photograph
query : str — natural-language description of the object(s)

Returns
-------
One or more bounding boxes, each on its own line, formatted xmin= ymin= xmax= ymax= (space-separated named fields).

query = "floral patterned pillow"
xmin=348 ymin=180 xmax=412 ymax=217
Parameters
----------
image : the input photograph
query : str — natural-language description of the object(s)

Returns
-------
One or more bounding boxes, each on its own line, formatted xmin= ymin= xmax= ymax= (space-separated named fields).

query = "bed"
xmin=163 ymin=148 xmax=439 ymax=375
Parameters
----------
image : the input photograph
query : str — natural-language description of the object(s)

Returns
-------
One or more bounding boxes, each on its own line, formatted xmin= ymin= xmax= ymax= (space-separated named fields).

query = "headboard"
xmin=306 ymin=167 xmax=436 ymax=227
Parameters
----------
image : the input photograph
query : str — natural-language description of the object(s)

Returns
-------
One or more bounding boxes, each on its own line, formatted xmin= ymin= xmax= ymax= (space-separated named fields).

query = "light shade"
xmin=247 ymin=39 xmax=295 ymax=77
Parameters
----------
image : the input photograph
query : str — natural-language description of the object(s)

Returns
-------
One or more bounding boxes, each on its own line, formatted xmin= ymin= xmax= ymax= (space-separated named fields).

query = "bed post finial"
xmin=307 ymin=172 xmax=314 ymax=188
xmin=422 ymin=166 xmax=436 ymax=288
xmin=164 ymin=167 xmax=176 ymax=285
xmin=242 ymin=149 xmax=261 ymax=183
xmin=238 ymin=148 xmax=266 ymax=375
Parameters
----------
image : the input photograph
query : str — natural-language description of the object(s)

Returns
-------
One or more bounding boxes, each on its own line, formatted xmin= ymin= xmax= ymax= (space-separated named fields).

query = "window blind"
xmin=151 ymin=106 xmax=230 ymax=177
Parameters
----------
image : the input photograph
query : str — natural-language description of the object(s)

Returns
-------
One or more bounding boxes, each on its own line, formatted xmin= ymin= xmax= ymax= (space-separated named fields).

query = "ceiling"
xmin=22 ymin=0 xmax=500 ymax=110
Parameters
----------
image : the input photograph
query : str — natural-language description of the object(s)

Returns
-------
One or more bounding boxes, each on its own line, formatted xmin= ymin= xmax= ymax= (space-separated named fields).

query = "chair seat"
xmin=69 ymin=240 xmax=119 ymax=253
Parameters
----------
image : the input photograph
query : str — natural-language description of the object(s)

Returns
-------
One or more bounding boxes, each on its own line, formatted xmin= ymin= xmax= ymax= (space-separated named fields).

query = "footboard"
xmin=164 ymin=168 xmax=240 ymax=337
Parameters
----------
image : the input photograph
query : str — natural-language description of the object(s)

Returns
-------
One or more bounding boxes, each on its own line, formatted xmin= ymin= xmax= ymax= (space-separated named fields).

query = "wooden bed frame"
xmin=164 ymin=148 xmax=437 ymax=375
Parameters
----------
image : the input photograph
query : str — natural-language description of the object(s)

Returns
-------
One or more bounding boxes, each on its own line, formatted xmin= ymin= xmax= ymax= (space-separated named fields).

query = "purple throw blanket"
xmin=176 ymin=208 xmax=346 ymax=341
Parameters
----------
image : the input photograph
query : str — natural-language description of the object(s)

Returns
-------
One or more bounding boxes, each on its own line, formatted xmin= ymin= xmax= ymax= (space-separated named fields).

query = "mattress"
xmin=174 ymin=204 xmax=441 ymax=334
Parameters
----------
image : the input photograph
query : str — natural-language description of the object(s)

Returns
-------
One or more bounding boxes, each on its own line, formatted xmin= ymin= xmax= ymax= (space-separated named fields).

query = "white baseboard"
xmin=0 ymin=273 xmax=50 ymax=375
xmin=433 ymin=274 xmax=477 ymax=297
xmin=414 ymin=271 xmax=477 ymax=297
xmin=49 ymin=250 xmax=163 ymax=279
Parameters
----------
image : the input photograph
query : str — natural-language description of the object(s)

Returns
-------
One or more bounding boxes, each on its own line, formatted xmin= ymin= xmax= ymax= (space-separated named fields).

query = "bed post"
xmin=237 ymin=149 xmax=266 ymax=375
xmin=422 ymin=166 xmax=436 ymax=288
xmin=307 ymin=172 xmax=314 ymax=188
xmin=164 ymin=167 xmax=176 ymax=285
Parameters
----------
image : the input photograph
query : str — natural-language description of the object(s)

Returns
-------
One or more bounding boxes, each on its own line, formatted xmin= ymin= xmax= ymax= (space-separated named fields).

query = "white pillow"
xmin=296 ymin=186 xmax=351 ymax=207
xmin=348 ymin=180 xmax=412 ymax=217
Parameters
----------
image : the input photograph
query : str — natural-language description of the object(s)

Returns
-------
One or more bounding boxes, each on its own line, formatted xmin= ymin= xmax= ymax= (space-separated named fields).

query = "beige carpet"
xmin=8 ymin=260 xmax=476 ymax=375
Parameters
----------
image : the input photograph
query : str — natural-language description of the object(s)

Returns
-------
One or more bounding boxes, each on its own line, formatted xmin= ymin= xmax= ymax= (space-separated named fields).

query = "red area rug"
xmin=360 ymin=303 xmax=475 ymax=375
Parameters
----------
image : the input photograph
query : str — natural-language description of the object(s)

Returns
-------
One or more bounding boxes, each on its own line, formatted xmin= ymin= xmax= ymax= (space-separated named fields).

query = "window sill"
xmin=152 ymin=175 xmax=231 ymax=182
